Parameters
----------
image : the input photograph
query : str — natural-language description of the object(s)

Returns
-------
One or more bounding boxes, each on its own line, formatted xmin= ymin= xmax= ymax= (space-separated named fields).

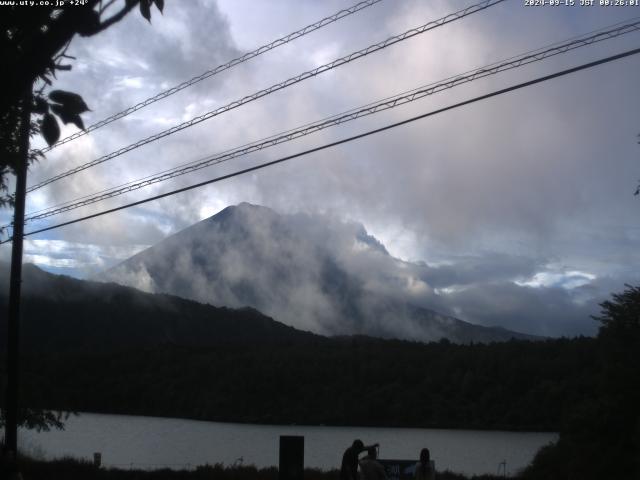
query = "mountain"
xmin=0 ymin=263 xmax=320 ymax=353
xmin=102 ymin=203 xmax=537 ymax=343
xmin=0 ymin=265 xmax=591 ymax=432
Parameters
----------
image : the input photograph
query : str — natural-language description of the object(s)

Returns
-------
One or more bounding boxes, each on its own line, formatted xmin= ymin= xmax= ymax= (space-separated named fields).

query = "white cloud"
xmin=23 ymin=255 xmax=80 ymax=269
xmin=18 ymin=239 xmax=151 ymax=278
xmin=116 ymin=76 xmax=145 ymax=89
xmin=516 ymin=269 xmax=597 ymax=290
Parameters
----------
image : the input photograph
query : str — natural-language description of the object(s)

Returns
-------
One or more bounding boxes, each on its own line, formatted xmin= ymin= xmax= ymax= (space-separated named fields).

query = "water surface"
xmin=20 ymin=413 xmax=557 ymax=476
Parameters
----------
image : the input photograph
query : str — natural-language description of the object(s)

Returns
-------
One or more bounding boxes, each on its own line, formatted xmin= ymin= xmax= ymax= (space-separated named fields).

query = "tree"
xmin=0 ymin=409 xmax=67 ymax=433
xmin=0 ymin=0 xmax=164 ymax=436
xmin=593 ymin=284 xmax=640 ymax=335
xmin=0 ymin=0 xmax=164 ymax=208
xmin=523 ymin=285 xmax=640 ymax=480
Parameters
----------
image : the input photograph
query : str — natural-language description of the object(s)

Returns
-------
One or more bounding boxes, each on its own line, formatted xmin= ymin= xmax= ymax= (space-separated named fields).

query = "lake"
xmin=19 ymin=413 xmax=557 ymax=476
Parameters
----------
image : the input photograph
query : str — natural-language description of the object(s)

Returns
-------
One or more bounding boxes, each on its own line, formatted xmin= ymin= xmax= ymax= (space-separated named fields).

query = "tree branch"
xmin=2 ymin=0 xmax=139 ymax=109
xmin=99 ymin=0 xmax=118 ymax=15
xmin=90 ymin=0 xmax=140 ymax=35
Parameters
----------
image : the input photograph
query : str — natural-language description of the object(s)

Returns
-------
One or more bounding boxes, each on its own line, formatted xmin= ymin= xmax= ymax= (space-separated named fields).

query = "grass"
xmin=0 ymin=455 xmax=511 ymax=480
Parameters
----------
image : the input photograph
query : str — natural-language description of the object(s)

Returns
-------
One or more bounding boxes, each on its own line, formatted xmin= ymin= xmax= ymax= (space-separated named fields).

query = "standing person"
xmin=340 ymin=440 xmax=379 ymax=480
xmin=414 ymin=448 xmax=435 ymax=480
xmin=359 ymin=447 xmax=388 ymax=480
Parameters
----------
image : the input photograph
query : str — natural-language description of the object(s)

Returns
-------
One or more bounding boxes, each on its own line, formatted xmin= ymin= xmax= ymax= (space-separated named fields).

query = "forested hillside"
xmin=15 ymin=337 xmax=597 ymax=431
xmin=0 ymin=264 xmax=600 ymax=432
xmin=0 ymin=263 xmax=320 ymax=353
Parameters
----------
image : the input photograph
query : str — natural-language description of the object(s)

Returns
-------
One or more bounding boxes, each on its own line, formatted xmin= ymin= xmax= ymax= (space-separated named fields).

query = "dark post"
xmin=279 ymin=435 xmax=304 ymax=480
xmin=3 ymin=91 xmax=31 ymax=471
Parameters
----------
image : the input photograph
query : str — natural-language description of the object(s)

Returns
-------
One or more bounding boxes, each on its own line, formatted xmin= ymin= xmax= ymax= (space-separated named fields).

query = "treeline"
xmin=15 ymin=336 xmax=597 ymax=432
xmin=521 ymin=285 xmax=640 ymax=480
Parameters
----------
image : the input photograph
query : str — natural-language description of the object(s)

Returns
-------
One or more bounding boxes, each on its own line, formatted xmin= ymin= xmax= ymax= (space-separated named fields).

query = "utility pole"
xmin=4 ymin=90 xmax=31 ymax=477
xmin=498 ymin=460 xmax=507 ymax=478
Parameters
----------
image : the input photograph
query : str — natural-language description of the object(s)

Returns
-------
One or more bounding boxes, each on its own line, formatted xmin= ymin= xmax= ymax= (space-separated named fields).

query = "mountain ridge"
xmin=102 ymin=202 xmax=538 ymax=343
xmin=0 ymin=263 xmax=322 ymax=353
xmin=0 ymin=263 xmax=589 ymax=433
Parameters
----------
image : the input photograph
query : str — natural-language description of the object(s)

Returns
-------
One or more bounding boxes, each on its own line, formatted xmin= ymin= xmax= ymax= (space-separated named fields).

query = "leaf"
xmin=140 ymin=0 xmax=151 ymax=22
xmin=33 ymin=96 xmax=49 ymax=115
xmin=70 ymin=114 xmax=85 ymax=131
xmin=41 ymin=113 xmax=60 ymax=146
xmin=49 ymin=90 xmax=90 ymax=114
xmin=51 ymin=104 xmax=85 ymax=130
xmin=76 ymin=9 xmax=101 ymax=36
xmin=154 ymin=0 xmax=164 ymax=13
xmin=73 ymin=115 xmax=84 ymax=130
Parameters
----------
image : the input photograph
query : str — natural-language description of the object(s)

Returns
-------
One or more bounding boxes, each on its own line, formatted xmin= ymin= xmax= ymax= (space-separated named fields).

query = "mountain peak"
xmin=213 ymin=202 xmax=274 ymax=217
xmin=102 ymin=203 xmax=535 ymax=344
xmin=203 ymin=202 xmax=279 ymax=228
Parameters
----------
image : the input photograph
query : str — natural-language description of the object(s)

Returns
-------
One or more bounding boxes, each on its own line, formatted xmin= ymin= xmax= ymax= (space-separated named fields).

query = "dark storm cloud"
xmin=438 ymin=281 xmax=601 ymax=337
xmin=415 ymin=254 xmax=542 ymax=289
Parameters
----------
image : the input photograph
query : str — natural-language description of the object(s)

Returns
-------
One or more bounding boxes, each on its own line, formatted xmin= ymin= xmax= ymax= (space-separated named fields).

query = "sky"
xmin=1 ymin=0 xmax=639 ymax=337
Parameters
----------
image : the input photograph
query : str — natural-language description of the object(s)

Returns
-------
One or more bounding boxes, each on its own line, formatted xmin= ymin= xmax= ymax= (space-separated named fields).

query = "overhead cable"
xmin=19 ymin=18 xmax=640 ymax=224
xmin=27 ymin=0 xmax=506 ymax=193
xmin=36 ymin=0 xmax=384 ymax=154
xmin=3 ymin=46 xmax=638 ymax=244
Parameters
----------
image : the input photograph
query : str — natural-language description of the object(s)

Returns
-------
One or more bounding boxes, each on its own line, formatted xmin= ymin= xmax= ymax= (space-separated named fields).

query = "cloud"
xmin=24 ymin=239 xmax=150 ymax=277
xmin=99 ymin=204 xmax=617 ymax=339
xmin=438 ymin=281 xmax=601 ymax=337
xmin=1 ymin=1 xmax=638 ymax=338
xmin=516 ymin=269 xmax=596 ymax=289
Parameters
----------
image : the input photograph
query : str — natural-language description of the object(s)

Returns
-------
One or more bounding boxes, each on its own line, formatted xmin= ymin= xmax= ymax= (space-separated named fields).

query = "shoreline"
xmin=29 ymin=410 xmax=559 ymax=435
xmin=19 ymin=413 xmax=552 ymax=477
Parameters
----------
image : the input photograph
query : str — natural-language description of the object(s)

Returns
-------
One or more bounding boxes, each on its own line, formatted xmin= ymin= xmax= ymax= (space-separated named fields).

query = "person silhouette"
xmin=359 ymin=446 xmax=387 ymax=480
xmin=340 ymin=439 xmax=378 ymax=480
xmin=414 ymin=448 xmax=434 ymax=480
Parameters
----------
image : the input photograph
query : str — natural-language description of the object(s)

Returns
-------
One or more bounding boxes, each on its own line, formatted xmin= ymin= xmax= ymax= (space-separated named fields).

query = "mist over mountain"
xmin=101 ymin=203 xmax=536 ymax=343
xmin=0 ymin=263 xmax=320 ymax=353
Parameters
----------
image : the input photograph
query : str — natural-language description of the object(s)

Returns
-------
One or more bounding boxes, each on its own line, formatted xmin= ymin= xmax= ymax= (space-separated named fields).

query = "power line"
xmin=17 ymin=18 xmax=640 ymax=225
xmin=26 ymin=0 xmax=505 ymax=193
xmin=22 ymin=16 xmax=640 ymax=220
xmin=35 ymin=0 xmax=384 ymax=154
xmin=3 ymin=46 xmax=638 ymax=245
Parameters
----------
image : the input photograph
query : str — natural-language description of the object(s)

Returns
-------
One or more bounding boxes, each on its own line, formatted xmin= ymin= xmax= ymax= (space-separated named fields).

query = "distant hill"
xmin=102 ymin=203 xmax=538 ymax=344
xmin=0 ymin=264 xmax=594 ymax=431
xmin=0 ymin=263 xmax=320 ymax=354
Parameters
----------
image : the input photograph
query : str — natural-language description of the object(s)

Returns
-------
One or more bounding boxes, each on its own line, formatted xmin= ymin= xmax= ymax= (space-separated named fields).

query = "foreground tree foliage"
xmin=0 ymin=0 xmax=163 ymax=207
xmin=0 ymin=0 xmax=163 ymax=434
xmin=523 ymin=285 xmax=640 ymax=480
